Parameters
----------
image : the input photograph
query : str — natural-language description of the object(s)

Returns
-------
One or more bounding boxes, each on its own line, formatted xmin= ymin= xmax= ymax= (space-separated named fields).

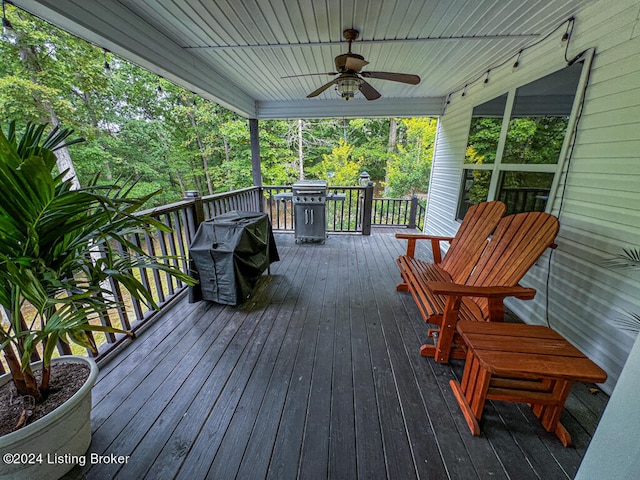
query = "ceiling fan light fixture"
xmin=336 ymin=76 xmax=361 ymax=100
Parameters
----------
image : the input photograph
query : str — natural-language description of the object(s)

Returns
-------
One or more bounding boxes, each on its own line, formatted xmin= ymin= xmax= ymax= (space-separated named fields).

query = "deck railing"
xmin=91 ymin=185 xmax=421 ymax=358
xmin=0 ymin=183 xmax=541 ymax=370
xmin=1 ymin=185 xmax=420 ymax=370
xmin=262 ymin=185 xmax=425 ymax=233
xmin=498 ymin=187 xmax=550 ymax=216
xmin=76 ymin=184 xmax=552 ymax=360
xmin=88 ymin=187 xmax=265 ymax=359
xmin=372 ymin=196 xmax=425 ymax=230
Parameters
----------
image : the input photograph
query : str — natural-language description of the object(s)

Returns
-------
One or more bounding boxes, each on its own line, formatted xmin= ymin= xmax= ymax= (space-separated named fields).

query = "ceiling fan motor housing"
xmin=295 ymin=28 xmax=419 ymax=100
xmin=335 ymin=53 xmax=366 ymax=72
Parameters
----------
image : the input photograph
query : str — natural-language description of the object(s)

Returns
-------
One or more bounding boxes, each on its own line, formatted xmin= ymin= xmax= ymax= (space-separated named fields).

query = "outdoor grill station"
xmin=275 ymin=180 xmax=346 ymax=243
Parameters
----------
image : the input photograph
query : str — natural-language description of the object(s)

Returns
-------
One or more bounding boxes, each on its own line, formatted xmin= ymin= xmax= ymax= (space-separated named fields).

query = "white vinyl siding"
xmin=426 ymin=0 xmax=640 ymax=393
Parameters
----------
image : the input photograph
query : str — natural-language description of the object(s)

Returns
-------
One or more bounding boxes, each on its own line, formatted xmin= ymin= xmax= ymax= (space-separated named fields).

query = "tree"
xmin=347 ymin=118 xmax=392 ymax=182
xmin=385 ymin=118 xmax=436 ymax=197
xmin=0 ymin=6 xmax=109 ymax=187
xmin=283 ymin=118 xmax=337 ymax=180
xmin=313 ymin=138 xmax=363 ymax=186
xmin=1 ymin=4 xmax=440 ymax=203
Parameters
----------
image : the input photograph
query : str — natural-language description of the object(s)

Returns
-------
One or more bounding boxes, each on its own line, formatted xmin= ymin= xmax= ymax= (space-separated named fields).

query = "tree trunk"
xmin=223 ymin=134 xmax=232 ymax=191
xmin=385 ymin=118 xmax=398 ymax=195
xmin=50 ymin=111 xmax=81 ymax=189
xmin=298 ymin=118 xmax=304 ymax=180
xmin=184 ymin=99 xmax=214 ymax=195
xmin=16 ymin=37 xmax=82 ymax=189
xmin=2 ymin=342 xmax=41 ymax=399
xmin=173 ymin=168 xmax=186 ymax=194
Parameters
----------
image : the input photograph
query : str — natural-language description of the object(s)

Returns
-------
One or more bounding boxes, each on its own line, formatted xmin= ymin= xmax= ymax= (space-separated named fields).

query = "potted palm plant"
xmin=0 ymin=122 xmax=194 ymax=479
xmin=606 ymin=248 xmax=640 ymax=332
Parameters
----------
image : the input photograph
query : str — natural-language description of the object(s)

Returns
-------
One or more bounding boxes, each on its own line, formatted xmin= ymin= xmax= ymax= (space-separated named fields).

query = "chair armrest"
xmin=395 ymin=233 xmax=454 ymax=242
xmin=426 ymin=281 xmax=536 ymax=300
xmin=395 ymin=234 xmax=454 ymax=261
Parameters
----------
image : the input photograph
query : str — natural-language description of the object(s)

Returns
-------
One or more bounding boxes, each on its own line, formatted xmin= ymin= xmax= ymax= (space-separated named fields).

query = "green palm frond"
xmin=1 ymin=121 xmax=193 ymax=392
xmin=604 ymin=246 xmax=640 ymax=335
xmin=6 ymin=120 xmax=84 ymax=158
xmin=604 ymin=247 xmax=640 ymax=269
xmin=610 ymin=312 xmax=640 ymax=333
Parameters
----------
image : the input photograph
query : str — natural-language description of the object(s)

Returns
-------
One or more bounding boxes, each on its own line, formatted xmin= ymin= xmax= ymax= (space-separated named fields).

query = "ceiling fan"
xmin=284 ymin=29 xmax=421 ymax=101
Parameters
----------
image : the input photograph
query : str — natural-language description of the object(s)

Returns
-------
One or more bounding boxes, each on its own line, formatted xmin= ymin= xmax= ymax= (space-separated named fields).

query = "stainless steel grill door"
xmin=294 ymin=203 xmax=326 ymax=243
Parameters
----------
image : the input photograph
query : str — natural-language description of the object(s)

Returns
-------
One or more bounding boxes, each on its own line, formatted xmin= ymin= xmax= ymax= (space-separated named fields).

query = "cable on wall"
xmin=442 ymin=16 xmax=577 ymax=115
xmin=543 ymin=48 xmax=594 ymax=327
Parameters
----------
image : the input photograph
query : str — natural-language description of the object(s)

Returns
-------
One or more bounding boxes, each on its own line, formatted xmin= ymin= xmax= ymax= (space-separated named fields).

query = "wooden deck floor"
xmin=64 ymin=229 xmax=608 ymax=480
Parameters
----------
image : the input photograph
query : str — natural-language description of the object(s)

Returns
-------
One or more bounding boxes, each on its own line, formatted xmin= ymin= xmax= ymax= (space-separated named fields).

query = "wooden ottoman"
xmin=450 ymin=320 xmax=607 ymax=446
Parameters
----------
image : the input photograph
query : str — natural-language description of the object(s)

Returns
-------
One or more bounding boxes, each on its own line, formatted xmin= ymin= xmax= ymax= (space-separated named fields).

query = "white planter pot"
xmin=0 ymin=356 xmax=98 ymax=480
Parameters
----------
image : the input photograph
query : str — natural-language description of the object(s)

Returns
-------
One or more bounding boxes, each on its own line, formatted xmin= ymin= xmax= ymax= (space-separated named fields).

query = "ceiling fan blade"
xmin=345 ymin=56 xmax=369 ymax=72
xmin=282 ymin=72 xmax=338 ymax=78
xmin=307 ymin=78 xmax=340 ymax=98
xmin=361 ymin=71 xmax=421 ymax=84
xmin=358 ymin=80 xmax=382 ymax=101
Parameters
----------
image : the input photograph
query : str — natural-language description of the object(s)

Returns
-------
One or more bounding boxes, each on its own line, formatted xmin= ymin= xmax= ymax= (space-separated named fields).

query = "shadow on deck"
xmin=65 ymin=229 xmax=608 ymax=479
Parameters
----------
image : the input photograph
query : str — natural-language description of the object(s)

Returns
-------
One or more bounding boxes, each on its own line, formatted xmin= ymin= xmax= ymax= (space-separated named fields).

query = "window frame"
xmin=457 ymin=50 xmax=594 ymax=219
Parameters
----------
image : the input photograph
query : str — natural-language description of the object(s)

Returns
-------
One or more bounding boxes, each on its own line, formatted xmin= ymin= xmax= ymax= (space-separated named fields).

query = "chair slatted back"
xmin=440 ymin=201 xmax=506 ymax=283
xmin=467 ymin=211 xmax=559 ymax=319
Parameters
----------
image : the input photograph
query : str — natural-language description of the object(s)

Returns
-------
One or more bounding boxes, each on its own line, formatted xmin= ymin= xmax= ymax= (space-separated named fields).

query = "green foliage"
xmin=503 ymin=116 xmax=568 ymax=165
xmin=348 ymin=117 xmax=393 ymax=180
xmin=258 ymin=122 xmax=298 ymax=185
xmin=465 ymin=117 xmax=502 ymax=165
xmin=605 ymin=248 xmax=640 ymax=270
xmin=313 ymin=139 xmax=363 ymax=186
xmin=465 ymin=170 xmax=492 ymax=205
xmin=385 ymin=118 xmax=436 ymax=197
xmin=604 ymin=247 xmax=640 ymax=333
xmin=464 ymin=113 xmax=569 ymax=209
xmin=0 ymin=4 xmax=435 ymax=205
xmin=0 ymin=122 xmax=194 ymax=399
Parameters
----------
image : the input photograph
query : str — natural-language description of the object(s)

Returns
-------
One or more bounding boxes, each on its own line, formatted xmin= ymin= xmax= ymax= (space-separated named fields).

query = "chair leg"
xmin=420 ymin=343 xmax=437 ymax=357
xmin=451 ymin=380 xmax=481 ymax=436
xmin=434 ymin=302 xmax=462 ymax=362
xmin=450 ymin=351 xmax=491 ymax=436
xmin=554 ymin=422 xmax=572 ymax=447
xmin=421 ymin=328 xmax=466 ymax=361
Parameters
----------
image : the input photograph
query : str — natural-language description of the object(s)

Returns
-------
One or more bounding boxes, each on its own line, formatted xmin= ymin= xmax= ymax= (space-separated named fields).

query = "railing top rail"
xmin=137 ymin=186 xmax=264 ymax=218
xmin=263 ymin=185 xmax=365 ymax=191
xmin=500 ymin=187 xmax=551 ymax=191
xmin=202 ymin=186 xmax=260 ymax=201
xmin=137 ymin=199 xmax=194 ymax=217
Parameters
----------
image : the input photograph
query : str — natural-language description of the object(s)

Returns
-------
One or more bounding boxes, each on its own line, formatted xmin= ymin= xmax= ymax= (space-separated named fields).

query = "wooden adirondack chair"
xmin=397 ymin=200 xmax=505 ymax=284
xmin=396 ymin=200 xmax=506 ymax=324
xmin=421 ymin=211 xmax=559 ymax=363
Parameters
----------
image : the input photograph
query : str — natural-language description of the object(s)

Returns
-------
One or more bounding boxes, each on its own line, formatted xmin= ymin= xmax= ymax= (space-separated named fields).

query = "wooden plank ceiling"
xmin=15 ymin=0 xmax=597 ymax=119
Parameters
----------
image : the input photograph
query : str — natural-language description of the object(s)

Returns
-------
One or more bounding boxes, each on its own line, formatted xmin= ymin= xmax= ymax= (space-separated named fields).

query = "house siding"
xmin=426 ymin=0 xmax=640 ymax=393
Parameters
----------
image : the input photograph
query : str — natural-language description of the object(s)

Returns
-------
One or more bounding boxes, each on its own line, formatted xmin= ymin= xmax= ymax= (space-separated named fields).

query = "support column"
xmin=361 ymin=182 xmax=374 ymax=236
xmin=249 ymin=118 xmax=262 ymax=187
xmin=408 ymin=195 xmax=418 ymax=230
xmin=249 ymin=118 xmax=265 ymax=212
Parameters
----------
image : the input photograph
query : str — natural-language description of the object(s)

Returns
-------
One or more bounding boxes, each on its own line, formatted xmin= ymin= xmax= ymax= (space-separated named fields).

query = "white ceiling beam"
xmin=256 ymin=97 xmax=446 ymax=119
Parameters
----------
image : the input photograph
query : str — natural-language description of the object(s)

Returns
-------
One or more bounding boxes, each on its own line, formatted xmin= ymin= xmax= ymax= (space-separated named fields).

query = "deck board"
xmin=63 ymin=229 xmax=608 ymax=480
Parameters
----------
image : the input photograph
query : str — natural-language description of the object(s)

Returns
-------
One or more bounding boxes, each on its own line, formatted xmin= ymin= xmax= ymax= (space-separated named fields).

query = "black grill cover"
xmin=189 ymin=211 xmax=279 ymax=305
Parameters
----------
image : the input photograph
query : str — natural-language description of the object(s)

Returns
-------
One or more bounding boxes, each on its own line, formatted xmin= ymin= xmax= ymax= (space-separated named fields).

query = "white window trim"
xmin=461 ymin=49 xmax=595 ymax=213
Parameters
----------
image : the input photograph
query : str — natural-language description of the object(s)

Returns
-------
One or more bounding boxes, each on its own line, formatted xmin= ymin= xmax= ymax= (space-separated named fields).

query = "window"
xmin=457 ymin=61 xmax=586 ymax=219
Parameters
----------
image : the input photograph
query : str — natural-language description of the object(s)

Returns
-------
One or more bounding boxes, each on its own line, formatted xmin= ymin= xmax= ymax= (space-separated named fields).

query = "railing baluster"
xmin=158 ymin=215 xmax=175 ymax=296
xmin=145 ymin=230 xmax=165 ymax=304
xmin=109 ymin=276 xmax=130 ymax=331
